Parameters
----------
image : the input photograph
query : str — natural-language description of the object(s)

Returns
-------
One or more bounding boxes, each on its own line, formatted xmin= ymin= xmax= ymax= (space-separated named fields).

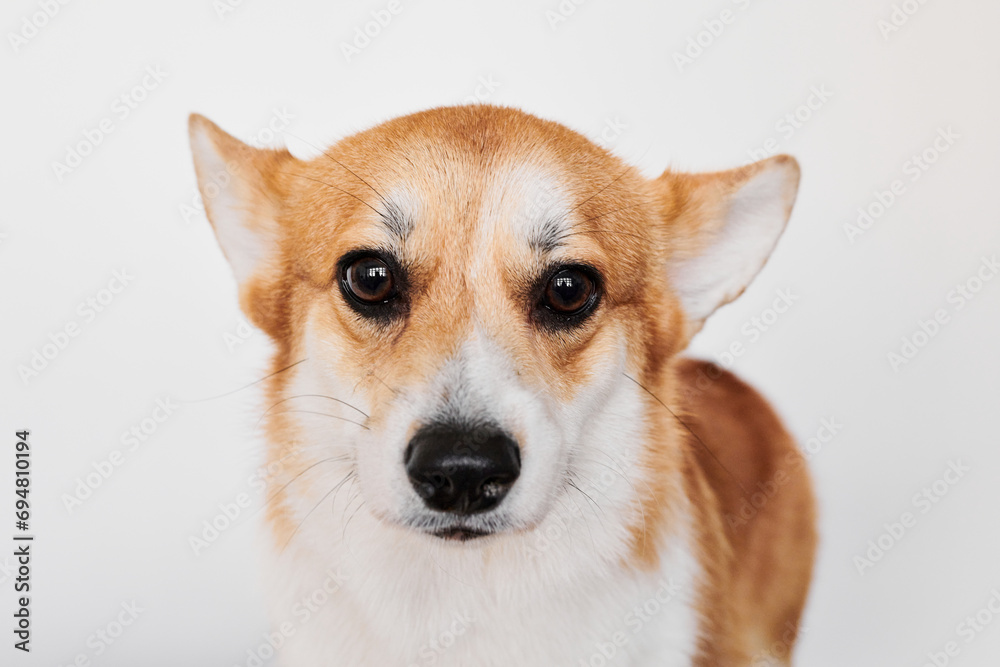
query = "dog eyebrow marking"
xmin=527 ymin=215 xmax=568 ymax=253
xmin=377 ymin=198 xmax=412 ymax=242
xmin=318 ymin=150 xmax=413 ymax=242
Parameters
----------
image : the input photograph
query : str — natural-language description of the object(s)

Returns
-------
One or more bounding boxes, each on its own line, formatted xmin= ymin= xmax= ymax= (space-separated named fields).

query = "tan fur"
xmin=677 ymin=359 xmax=816 ymax=665
xmin=190 ymin=105 xmax=816 ymax=665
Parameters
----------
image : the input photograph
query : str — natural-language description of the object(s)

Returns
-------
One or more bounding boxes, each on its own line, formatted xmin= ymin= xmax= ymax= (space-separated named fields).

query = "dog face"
xmin=190 ymin=106 xmax=798 ymax=554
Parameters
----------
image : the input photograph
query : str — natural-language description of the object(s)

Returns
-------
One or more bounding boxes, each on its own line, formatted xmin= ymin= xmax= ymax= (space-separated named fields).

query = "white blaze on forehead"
xmin=477 ymin=165 xmax=573 ymax=256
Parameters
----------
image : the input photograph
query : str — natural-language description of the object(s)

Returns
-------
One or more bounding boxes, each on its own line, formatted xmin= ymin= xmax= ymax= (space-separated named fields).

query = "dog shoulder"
xmin=674 ymin=357 xmax=816 ymax=665
xmin=674 ymin=357 xmax=799 ymax=489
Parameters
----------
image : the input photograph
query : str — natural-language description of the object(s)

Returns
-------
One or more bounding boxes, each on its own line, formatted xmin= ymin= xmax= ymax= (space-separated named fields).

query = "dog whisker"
xmin=358 ymin=367 xmax=425 ymax=416
xmin=342 ymin=492 xmax=366 ymax=540
xmin=567 ymin=479 xmax=606 ymax=520
xmin=232 ymin=455 xmax=356 ymax=531
xmin=561 ymin=478 xmax=600 ymax=556
xmin=549 ymin=494 xmax=582 ymax=552
xmin=366 ymin=370 xmax=399 ymax=395
xmin=566 ymin=164 xmax=633 ymax=216
xmin=255 ymin=394 xmax=369 ymax=431
xmin=279 ymin=470 xmax=356 ymax=557
xmin=259 ymin=455 xmax=354 ymax=511
xmin=565 ymin=449 xmax=653 ymax=503
xmin=336 ymin=478 xmax=368 ymax=569
xmin=230 ymin=441 xmax=343 ymax=481
xmin=179 ymin=358 xmax=307 ymax=403
xmin=272 ymin=409 xmax=369 ymax=430
xmin=322 ymin=155 xmax=392 ymax=213
xmin=568 ymin=450 xmax=652 ymax=552
xmin=623 ymin=373 xmax=749 ymax=495
xmin=280 ymin=130 xmax=393 ymax=216
xmin=339 ymin=478 xmax=371 ymax=565
xmin=281 ymin=171 xmax=384 ymax=219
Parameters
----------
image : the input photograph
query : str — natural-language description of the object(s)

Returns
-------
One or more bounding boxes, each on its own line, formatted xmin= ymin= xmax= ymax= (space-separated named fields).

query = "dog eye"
xmin=543 ymin=267 xmax=597 ymax=314
xmin=343 ymin=256 xmax=395 ymax=303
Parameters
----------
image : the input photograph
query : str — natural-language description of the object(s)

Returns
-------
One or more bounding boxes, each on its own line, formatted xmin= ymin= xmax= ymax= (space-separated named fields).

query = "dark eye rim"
xmin=534 ymin=263 xmax=603 ymax=327
xmin=336 ymin=249 xmax=407 ymax=318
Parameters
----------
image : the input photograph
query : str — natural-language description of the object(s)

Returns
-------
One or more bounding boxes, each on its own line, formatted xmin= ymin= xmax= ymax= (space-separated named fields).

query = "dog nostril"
xmin=414 ymin=481 xmax=437 ymax=500
xmin=430 ymin=472 xmax=451 ymax=492
xmin=479 ymin=477 xmax=511 ymax=500
xmin=405 ymin=423 xmax=521 ymax=515
xmin=414 ymin=471 xmax=451 ymax=500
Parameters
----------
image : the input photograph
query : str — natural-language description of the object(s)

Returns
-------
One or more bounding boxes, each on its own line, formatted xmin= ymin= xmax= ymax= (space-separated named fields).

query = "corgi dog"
xmin=189 ymin=105 xmax=816 ymax=667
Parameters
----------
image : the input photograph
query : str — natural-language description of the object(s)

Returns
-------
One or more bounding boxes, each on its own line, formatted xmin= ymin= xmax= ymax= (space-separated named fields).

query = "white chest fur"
xmin=267 ymin=504 xmax=702 ymax=667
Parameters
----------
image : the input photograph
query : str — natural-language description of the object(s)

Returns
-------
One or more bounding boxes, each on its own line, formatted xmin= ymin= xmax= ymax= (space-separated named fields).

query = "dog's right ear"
xmin=189 ymin=114 xmax=293 ymax=330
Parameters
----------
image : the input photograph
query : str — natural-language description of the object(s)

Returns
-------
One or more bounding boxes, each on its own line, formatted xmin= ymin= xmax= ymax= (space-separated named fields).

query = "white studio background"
xmin=2 ymin=1 xmax=999 ymax=665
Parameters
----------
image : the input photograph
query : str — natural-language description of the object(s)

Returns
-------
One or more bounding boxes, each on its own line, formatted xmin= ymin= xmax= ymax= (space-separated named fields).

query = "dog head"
xmin=189 ymin=105 xmax=798 ymax=556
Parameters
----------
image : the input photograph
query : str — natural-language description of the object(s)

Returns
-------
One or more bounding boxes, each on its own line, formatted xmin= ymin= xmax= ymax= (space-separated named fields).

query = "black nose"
xmin=404 ymin=423 xmax=521 ymax=514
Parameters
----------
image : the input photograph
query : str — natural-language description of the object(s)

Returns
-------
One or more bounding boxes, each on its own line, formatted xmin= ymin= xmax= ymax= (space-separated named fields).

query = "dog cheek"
xmin=353 ymin=439 xmax=397 ymax=517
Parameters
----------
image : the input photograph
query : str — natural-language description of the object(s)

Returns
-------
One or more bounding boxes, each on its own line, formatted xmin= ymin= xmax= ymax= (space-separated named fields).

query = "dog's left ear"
xmin=652 ymin=154 xmax=800 ymax=336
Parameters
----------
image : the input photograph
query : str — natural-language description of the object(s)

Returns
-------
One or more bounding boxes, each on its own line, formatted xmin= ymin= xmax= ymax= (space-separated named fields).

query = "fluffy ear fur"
xmin=653 ymin=155 xmax=800 ymax=335
xmin=188 ymin=113 xmax=293 ymax=332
